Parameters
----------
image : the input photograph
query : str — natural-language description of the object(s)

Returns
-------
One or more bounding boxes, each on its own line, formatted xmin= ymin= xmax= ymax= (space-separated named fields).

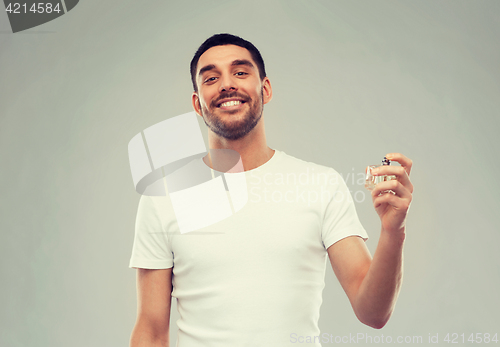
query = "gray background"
xmin=1 ymin=0 xmax=499 ymax=346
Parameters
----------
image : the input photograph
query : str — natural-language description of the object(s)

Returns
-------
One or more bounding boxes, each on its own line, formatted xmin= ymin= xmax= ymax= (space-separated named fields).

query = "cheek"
xmin=249 ymin=83 xmax=263 ymax=99
xmin=200 ymin=91 xmax=216 ymax=107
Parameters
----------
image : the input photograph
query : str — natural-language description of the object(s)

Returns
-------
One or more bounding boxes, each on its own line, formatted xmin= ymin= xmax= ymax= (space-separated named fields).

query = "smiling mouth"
xmin=219 ymin=100 xmax=244 ymax=107
xmin=216 ymin=97 xmax=248 ymax=108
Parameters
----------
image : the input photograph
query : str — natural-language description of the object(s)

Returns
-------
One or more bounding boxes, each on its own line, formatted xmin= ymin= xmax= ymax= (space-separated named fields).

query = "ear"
xmin=192 ymin=92 xmax=203 ymax=117
xmin=262 ymin=77 xmax=273 ymax=105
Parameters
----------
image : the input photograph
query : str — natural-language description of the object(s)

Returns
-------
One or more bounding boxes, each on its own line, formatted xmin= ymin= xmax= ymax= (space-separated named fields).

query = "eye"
xmin=204 ymin=77 xmax=217 ymax=84
xmin=235 ymin=72 xmax=248 ymax=76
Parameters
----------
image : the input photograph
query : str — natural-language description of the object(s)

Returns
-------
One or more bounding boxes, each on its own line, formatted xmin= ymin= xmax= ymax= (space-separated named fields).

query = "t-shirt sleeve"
xmin=321 ymin=170 xmax=368 ymax=250
xmin=129 ymin=195 xmax=174 ymax=269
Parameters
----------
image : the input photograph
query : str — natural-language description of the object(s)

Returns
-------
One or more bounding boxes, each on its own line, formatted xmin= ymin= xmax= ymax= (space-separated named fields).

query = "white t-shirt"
xmin=129 ymin=150 xmax=368 ymax=346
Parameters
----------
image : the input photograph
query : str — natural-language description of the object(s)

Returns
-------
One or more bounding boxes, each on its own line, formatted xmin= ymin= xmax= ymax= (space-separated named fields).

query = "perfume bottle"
xmin=365 ymin=157 xmax=397 ymax=190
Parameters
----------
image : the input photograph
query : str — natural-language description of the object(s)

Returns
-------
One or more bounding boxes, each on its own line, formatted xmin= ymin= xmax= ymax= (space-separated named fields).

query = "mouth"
xmin=217 ymin=98 xmax=246 ymax=110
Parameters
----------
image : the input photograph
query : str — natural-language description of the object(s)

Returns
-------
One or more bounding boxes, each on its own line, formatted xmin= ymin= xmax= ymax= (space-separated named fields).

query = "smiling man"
xmin=193 ymin=45 xmax=268 ymax=141
xmin=191 ymin=38 xmax=274 ymax=171
xmin=129 ymin=34 xmax=414 ymax=347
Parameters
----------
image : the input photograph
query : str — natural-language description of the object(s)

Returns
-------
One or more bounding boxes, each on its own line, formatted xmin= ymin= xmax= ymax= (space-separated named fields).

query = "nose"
xmin=219 ymin=74 xmax=237 ymax=93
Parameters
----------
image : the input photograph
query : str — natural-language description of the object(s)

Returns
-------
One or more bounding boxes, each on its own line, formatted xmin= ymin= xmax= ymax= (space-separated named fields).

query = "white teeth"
xmin=220 ymin=100 xmax=242 ymax=107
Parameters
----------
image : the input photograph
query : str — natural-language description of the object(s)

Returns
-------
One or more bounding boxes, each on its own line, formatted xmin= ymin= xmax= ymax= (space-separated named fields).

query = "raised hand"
xmin=370 ymin=153 xmax=413 ymax=234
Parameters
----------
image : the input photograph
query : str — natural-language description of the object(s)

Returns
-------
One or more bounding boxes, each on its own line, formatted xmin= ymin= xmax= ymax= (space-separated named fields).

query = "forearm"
xmin=130 ymin=321 xmax=170 ymax=347
xmin=353 ymin=228 xmax=405 ymax=329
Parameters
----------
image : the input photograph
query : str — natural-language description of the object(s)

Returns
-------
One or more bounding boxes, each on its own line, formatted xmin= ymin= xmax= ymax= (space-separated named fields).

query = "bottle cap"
xmin=382 ymin=157 xmax=391 ymax=165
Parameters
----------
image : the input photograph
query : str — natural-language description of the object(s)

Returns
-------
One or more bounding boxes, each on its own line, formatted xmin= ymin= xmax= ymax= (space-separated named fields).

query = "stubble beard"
xmin=200 ymin=88 xmax=264 ymax=141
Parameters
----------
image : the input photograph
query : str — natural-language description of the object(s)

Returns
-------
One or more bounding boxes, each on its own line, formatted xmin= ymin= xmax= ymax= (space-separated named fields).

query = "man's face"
xmin=192 ymin=44 xmax=272 ymax=140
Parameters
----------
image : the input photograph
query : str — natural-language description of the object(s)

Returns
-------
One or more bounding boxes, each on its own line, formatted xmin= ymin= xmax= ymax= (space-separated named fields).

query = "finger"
xmin=371 ymin=179 xmax=412 ymax=200
xmin=370 ymin=166 xmax=414 ymax=193
xmin=372 ymin=190 xmax=411 ymax=211
xmin=385 ymin=153 xmax=413 ymax=176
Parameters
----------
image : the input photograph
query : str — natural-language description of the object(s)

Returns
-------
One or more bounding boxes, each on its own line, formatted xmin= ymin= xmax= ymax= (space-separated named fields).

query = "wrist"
xmin=380 ymin=226 xmax=406 ymax=244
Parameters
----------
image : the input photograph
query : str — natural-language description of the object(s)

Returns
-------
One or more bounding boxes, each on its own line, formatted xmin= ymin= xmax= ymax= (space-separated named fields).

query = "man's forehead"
xmin=197 ymin=44 xmax=256 ymax=72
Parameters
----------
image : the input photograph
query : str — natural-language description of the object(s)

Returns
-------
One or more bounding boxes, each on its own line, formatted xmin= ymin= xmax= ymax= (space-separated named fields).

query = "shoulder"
xmin=138 ymin=193 xmax=173 ymax=211
xmin=137 ymin=193 xmax=177 ymax=225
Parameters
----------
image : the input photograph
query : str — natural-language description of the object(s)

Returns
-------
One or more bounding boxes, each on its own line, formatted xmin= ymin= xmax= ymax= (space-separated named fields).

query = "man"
xmin=129 ymin=34 xmax=413 ymax=346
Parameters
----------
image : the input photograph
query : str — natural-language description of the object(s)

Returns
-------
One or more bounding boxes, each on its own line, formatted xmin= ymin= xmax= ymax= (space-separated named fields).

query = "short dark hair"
xmin=190 ymin=33 xmax=267 ymax=92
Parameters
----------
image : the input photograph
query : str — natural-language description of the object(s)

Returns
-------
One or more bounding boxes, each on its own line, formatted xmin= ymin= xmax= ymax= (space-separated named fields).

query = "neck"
xmin=204 ymin=117 xmax=274 ymax=171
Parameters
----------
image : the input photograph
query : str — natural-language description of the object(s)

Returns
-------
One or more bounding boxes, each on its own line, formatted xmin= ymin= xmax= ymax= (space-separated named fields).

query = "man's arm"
xmin=130 ymin=268 xmax=173 ymax=347
xmin=328 ymin=233 xmax=404 ymax=329
xmin=327 ymin=153 xmax=413 ymax=329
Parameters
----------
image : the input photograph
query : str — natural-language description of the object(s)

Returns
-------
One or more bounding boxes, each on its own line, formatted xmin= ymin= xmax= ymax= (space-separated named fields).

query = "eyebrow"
xmin=231 ymin=59 xmax=255 ymax=69
xmin=198 ymin=59 xmax=255 ymax=78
